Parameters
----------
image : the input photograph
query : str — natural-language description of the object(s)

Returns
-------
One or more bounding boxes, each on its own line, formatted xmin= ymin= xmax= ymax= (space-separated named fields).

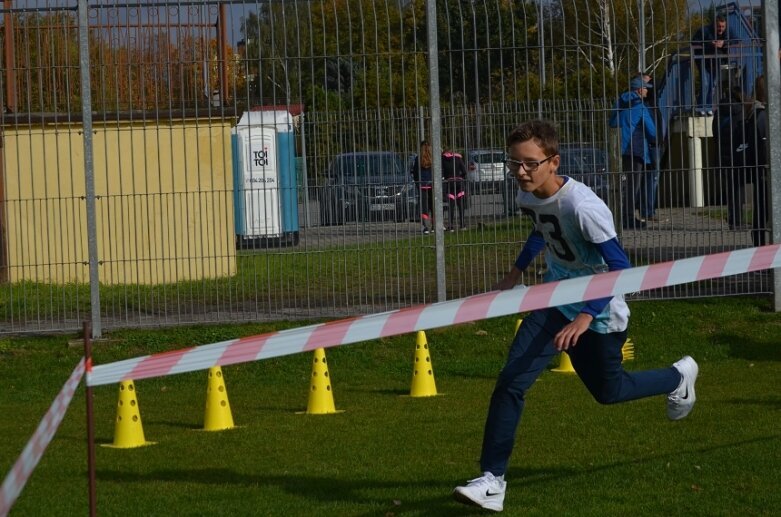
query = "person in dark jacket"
xmin=609 ymin=76 xmax=657 ymax=229
xmin=411 ymin=140 xmax=434 ymax=234
xmin=739 ymin=76 xmax=768 ymax=246
xmin=441 ymin=147 xmax=468 ymax=231
xmin=693 ymin=15 xmax=739 ymax=115
xmin=713 ymin=86 xmax=751 ymax=229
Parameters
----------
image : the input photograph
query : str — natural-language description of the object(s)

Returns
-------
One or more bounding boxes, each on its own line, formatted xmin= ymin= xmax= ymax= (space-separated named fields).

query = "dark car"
xmin=319 ymin=152 xmax=418 ymax=225
xmin=502 ymin=145 xmax=610 ymax=214
xmin=557 ymin=144 xmax=609 ymax=200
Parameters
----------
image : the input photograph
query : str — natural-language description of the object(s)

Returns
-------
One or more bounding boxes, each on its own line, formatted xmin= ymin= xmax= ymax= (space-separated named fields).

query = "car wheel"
xmin=408 ymin=202 xmax=420 ymax=222
xmin=395 ymin=204 xmax=408 ymax=222
xmin=318 ymin=189 xmax=331 ymax=226
xmin=357 ymin=201 xmax=371 ymax=223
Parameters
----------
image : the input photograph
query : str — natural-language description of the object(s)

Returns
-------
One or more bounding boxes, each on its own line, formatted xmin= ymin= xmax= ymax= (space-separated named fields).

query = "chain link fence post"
xmin=426 ymin=0 xmax=446 ymax=303
xmin=762 ymin=0 xmax=781 ymax=310
xmin=78 ymin=0 xmax=101 ymax=337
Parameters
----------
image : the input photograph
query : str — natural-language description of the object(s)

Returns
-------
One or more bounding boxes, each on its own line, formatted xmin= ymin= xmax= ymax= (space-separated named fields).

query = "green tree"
xmin=3 ymin=11 xmax=81 ymax=112
xmin=555 ymin=0 xmax=690 ymax=94
xmin=241 ymin=0 xmax=430 ymax=111
xmin=431 ymin=0 xmax=542 ymax=104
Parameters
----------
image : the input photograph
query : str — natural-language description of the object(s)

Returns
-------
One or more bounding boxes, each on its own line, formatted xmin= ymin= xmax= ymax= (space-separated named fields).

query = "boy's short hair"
xmin=506 ymin=119 xmax=559 ymax=156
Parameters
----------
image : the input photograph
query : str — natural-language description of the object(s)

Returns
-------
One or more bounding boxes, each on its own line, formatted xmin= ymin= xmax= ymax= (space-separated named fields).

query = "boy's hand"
xmin=493 ymin=266 xmax=522 ymax=291
xmin=553 ymin=313 xmax=593 ymax=351
xmin=492 ymin=276 xmax=518 ymax=291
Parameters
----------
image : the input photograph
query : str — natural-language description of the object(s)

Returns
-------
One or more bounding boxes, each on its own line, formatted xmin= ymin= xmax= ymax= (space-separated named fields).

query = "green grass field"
xmin=1 ymin=296 xmax=780 ymax=515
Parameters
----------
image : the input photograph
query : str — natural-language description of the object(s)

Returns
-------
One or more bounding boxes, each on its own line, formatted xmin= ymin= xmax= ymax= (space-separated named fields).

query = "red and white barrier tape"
xmin=87 ymin=244 xmax=781 ymax=387
xmin=0 ymin=358 xmax=85 ymax=517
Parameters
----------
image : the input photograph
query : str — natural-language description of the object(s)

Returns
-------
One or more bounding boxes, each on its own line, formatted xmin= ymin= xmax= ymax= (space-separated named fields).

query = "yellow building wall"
xmin=2 ymin=119 xmax=236 ymax=284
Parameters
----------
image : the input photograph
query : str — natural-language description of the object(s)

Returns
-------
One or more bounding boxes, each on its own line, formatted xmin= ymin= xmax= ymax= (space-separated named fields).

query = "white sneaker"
xmin=453 ymin=472 xmax=506 ymax=512
xmin=667 ymin=356 xmax=698 ymax=420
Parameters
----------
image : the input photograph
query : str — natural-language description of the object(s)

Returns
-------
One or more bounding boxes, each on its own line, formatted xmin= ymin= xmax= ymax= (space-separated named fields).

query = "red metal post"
xmin=218 ymin=3 xmax=228 ymax=104
xmin=3 ymin=0 xmax=17 ymax=113
xmin=83 ymin=321 xmax=97 ymax=517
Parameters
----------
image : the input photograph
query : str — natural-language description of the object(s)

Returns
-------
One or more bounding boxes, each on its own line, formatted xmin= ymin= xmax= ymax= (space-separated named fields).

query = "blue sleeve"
xmin=581 ymin=238 xmax=632 ymax=317
xmin=514 ymin=231 xmax=545 ymax=271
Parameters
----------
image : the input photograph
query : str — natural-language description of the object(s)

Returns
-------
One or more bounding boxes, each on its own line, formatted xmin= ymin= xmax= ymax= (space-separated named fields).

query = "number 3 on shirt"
xmin=528 ymin=211 xmax=576 ymax=262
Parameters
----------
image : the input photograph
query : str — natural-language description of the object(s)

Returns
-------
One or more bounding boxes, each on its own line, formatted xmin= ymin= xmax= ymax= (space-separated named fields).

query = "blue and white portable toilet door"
xmin=232 ymin=110 xmax=298 ymax=245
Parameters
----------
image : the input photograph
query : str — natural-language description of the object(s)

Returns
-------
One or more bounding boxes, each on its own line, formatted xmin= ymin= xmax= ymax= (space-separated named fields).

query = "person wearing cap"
xmin=639 ymin=74 xmax=663 ymax=222
xmin=609 ymin=75 xmax=657 ymax=230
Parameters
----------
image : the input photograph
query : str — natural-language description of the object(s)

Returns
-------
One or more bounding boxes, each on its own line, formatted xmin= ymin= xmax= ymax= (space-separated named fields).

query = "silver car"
xmin=467 ymin=149 xmax=507 ymax=193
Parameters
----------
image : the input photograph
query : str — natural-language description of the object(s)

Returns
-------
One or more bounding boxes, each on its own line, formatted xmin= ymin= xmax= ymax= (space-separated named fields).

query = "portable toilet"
xmin=232 ymin=110 xmax=299 ymax=248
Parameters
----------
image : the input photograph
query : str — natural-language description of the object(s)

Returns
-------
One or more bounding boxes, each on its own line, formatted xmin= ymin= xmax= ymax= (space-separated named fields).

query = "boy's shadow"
xmin=96 ymin=468 xmax=556 ymax=515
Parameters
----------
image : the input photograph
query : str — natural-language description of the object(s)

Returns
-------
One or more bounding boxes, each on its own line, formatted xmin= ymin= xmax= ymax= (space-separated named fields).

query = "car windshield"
xmin=472 ymin=152 xmax=505 ymax=164
xmin=334 ymin=154 xmax=404 ymax=178
xmin=560 ymin=149 xmax=606 ymax=169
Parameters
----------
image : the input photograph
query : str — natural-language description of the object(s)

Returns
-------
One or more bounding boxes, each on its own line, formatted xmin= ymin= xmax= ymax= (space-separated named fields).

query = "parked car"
xmin=502 ymin=145 xmax=609 ymax=214
xmin=319 ymin=152 xmax=418 ymax=225
xmin=557 ymin=144 xmax=609 ymax=201
xmin=466 ymin=148 xmax=507 ymax=193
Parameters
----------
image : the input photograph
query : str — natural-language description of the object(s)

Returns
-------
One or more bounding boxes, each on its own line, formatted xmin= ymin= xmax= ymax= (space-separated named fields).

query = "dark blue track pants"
xmin=479 ymin=308 xmax=681 ymax=476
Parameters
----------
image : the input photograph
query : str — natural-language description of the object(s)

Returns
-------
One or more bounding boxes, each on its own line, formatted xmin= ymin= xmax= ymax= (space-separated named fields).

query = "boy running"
xmin=452 ymin=120 xmax=698 ymax=512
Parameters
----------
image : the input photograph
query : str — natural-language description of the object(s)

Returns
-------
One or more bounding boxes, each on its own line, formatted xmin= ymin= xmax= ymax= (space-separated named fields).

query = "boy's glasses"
xmin=505 ymin=154 xmax=557 ymax=173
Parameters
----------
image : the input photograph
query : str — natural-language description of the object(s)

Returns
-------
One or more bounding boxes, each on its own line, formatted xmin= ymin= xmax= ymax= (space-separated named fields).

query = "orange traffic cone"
xmin=102 ymin=380 xmax=155 ymax=449
xmin=410 ymin=331 xmax=439 ymax=397
xmin=298 ymin=348 xmax=343 ymax=415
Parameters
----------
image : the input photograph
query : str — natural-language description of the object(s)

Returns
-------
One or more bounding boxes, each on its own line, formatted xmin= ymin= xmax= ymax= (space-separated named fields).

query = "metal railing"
xmin=0 ymin=0 xmax=778 ymax=335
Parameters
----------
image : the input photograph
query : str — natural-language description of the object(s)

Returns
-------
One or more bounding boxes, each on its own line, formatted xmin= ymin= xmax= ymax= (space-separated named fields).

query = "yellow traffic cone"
xmin=551 ymin=352 xmax=576 ymax=373
xmin=102 ymin=380 xmax=155 ymax=449
xmin=201 ymin=366 xmax=236 ymax=431
xmin=622 ymin=338 xmax=635 ymax=362
xmin=298 ymin=348 xmax=343 ymax=415
xmin=410 ymin=331 xmax=439 ymax=397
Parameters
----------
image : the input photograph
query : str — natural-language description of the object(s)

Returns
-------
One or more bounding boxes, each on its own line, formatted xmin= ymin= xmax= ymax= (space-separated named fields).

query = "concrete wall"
xmin=1 ymin=119 xmax=236 ymax=284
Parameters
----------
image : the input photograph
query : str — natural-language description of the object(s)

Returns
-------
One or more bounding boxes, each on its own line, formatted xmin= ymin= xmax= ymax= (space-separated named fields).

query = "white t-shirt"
xmin=516 ymin=177 xmax=629 ymax=333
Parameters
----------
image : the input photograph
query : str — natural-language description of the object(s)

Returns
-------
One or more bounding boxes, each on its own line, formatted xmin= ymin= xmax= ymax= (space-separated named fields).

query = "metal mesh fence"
xmin=0 ymin=0 xmax=777 ymax=334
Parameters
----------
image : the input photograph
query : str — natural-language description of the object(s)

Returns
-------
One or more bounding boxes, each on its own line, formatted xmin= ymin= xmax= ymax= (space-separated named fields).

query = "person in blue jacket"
xmin=610 ymin=76 xmax=657 ymax=230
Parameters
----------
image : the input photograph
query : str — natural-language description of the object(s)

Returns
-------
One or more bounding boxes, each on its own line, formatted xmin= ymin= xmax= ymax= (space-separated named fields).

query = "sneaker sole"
xmin=452 ymin=489 xmax=503 ymax=512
